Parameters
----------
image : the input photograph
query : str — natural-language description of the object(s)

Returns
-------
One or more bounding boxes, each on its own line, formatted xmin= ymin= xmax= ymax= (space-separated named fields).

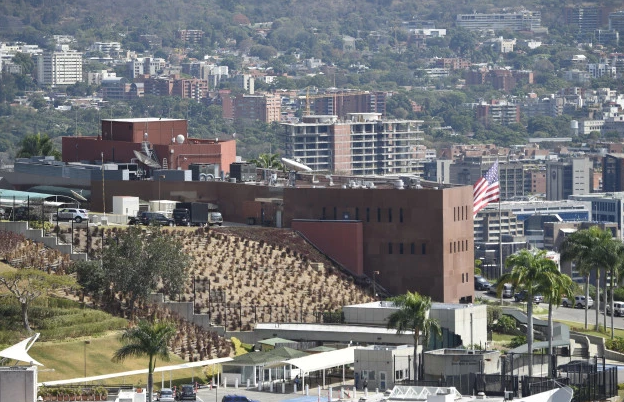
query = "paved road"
xmin=475 ymin=289 xmax=624 ymax=330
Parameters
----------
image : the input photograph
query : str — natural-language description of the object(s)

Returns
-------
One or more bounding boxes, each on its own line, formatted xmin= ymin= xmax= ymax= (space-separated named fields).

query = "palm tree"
xmin=496 ymin=249 xmax=558 ymax=377
xmin=112 ymin=320 xmax=176 ymax=399
xmin=16 ymin=132 xmax=61 ymax=159
xmin=249 ymin=153 xmax=283 ymax=170
xmin=386 ymin=291 xmax=441 ymax=381
xmin=560 ymin=227 xmax=619 ymax=331
xmin=537 ymin=270 xmax=574 ymax=377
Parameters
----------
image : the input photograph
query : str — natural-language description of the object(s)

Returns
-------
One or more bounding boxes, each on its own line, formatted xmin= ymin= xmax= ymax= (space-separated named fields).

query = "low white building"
xmin=355 ymin=345 xmax=414 ymax=391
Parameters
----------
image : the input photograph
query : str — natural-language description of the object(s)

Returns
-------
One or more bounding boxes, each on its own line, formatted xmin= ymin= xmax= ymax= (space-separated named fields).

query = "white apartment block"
xmin=127 ymin=57 xmax=166 ymax=78
xmin=587 ymin=63 xmax=617 ymax=78
xmin=36 ymin=47 xmax=83 ymax=86
xmin=456 ymin=11 xmax=542 ymax=31
xmin=90 ymin=42 xmax=121 ymax=54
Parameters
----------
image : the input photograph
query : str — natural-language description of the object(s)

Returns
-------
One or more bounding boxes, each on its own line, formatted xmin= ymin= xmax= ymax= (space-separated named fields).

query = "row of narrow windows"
xmin=388 ymin=242 xmax=426 ymax=255
xmin=453 ymin=205 xmax=470 ymax=222
xmin=322 ymin=207 xmax=404 ymax=223
xmin=450 ymin=239 xmax=469 ymax=253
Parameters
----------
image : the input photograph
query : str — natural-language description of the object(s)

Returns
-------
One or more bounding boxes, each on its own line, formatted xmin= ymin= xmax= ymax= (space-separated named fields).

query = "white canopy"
xmin=264 ymin=346 xmax=356 ymax=373
xmin=0 ymin=333 xmax=42 ymax=366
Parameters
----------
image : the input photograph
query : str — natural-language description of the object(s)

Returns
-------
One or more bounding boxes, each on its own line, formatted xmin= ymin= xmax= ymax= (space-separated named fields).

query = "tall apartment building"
xmin=476 ymin=102 xmax=520 ymax=127
xmin=171 ymin=79 xmax=208 ymax=100
xmin=176 ymin=30 xmax=204 ymax=43
xmin=524 ymin=168 xmax=546 ymax=195
xmin=234 ymin=93 xmax=281 ymax=123
xmin=90 ymin=42 xmax=121 ymax=54
xmin=127 ymin=57 xmax=166 ymax=78
xmin=565 ymin=6 xmax=603 ymax=34
xmin=603 ymin=153 xmax=624 ymax=192
xmin=546 ymin=158 xmax=593 ymax=200
xmin=449 ymin=161 xmax=524 ymax=200
xmin=36 ymin=46 xmax=83 ymax=86
xmin=282 ymin=114 xmax=424 ymax=175
xmin=456 ymin=11 xmax=542 ymax=31
xmin=313 ymin=92 xmax=388 ymax=118
xmin=231 ymin=74 xmax=254 ymax=94
xmin=609 ymin=10 xmax=624 ymax=34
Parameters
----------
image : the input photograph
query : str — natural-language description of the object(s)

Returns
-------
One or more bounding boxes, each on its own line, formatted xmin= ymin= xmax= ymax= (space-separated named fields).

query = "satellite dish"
xmin=133 ymin=150 xmax=161 ymax=169
xmin=70 ymin=190 xmax=87 ymax=202
xmin=281 ymin=157 xmax=313 ymax=172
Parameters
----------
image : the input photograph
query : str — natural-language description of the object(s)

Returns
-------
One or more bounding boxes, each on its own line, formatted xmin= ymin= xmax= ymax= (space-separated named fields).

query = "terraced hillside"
xmin=170 ymin=227 xmax=373 ymax=331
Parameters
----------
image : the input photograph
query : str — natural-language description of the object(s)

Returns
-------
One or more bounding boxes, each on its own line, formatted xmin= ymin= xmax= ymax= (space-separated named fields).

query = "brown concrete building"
xmin=62 ymin=118 xmax=236 ymax=172
xmin=90 ymin=179 xmax=475 ymax=303
xmin=234 ymin=93 xmax=281 ymax=123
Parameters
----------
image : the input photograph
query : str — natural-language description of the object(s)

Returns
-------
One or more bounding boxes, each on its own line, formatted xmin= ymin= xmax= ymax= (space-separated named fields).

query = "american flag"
xmin=473 ymin=161 xmax=500 ymax=216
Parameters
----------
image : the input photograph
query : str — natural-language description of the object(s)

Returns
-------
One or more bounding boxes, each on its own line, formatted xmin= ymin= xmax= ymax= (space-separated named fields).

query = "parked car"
xmin=138 ymin=212 xmax=174 ymax=226
xmin=55 ymin=208 xmax=89 ymax=223
xmin=562 ymin=295 xmax=594 ymax=309
xmin=156 ymin=388 xmax=175 ymax=402
xmin=557 ymin=360 xmax=596 ymax=373
xmin=607 ymin=301 xmax=624 ymax=316
xmin=514 ymin=290 xmax=544 ymax=304
xmin=488 ymin=283 xmax=513 ymax=298
xmin=178 ymin=384 xmax=196 ymax=401
xmin=221 ymin=396 xmax=261 ymax=402
xmin=474 ymin=275 xmax=491 ymax=291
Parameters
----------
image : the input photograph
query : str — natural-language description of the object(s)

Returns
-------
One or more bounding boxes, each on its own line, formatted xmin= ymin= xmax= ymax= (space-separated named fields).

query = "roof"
xmin=258 ymin=337 xmax=295 ymax=346
xmin=264 ymin=346 xmax=356 ymax=373
xmin=226 ymin=347 xmax=307 ymax=366
xmin=305 ymin=346 xmax=336 ymax=353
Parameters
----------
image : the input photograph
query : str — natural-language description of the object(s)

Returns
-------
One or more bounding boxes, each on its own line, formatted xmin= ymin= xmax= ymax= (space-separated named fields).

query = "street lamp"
xmin=158 ymin=175 xmax=166 ymax=211
xmin=372 ymin=270 xmax=380 ymax=300
xmin=84 ymin=340 xmax=91 ymax=379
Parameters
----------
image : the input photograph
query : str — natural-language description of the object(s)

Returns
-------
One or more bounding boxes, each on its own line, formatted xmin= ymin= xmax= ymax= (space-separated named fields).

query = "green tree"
xmin=386 ymin=291 xmax=441 ymax=380
xmin=560 ymin=227 xmax=620 ymax=331
xmin=102 ymin=227 xmax=190 ymax=317
xmin=0 ymin=269 xmax=77 ymax=332
xmin=112 ymin=320 xmax=176 ymax=401
xmin=538 ymin=270 xmax=574 ymax=376
xmin=497 ymin=249 xmax=558 ymax=377
xmin=16 ymin=133 xmax=61 ymax=159
xmin=249 ymin=153 xmax=283 ymax=170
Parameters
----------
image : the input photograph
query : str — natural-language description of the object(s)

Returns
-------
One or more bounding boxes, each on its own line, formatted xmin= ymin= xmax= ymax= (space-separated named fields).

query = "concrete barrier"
xmin=0 ymin=221 xmax=87 ymax=261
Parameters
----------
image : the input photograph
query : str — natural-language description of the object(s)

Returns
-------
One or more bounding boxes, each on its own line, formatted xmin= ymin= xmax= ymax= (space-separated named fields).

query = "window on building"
xmin=356 ymin=207 xmax=359 ymax=220
xmin=411 ymin=243 xmax=415 ymax=254
xmin=334 ymin=207 xmax=337 ymax=220
xmin=322 ymin=207 xmax=326 ymax=220
xmin=388 ymin=208 xmax=392 ymax=223
xmin=366 ymin=208 xmax=370 ymax=222
xmin=422 ymin=243 xmax=426 ymax=254
xmin=400 ymin=208 xmax=404 ymax=223
xmin=399 ymin=243 xmax=404 ymax=254
xmin=388 ymin=243 xmax=393 ymax=254
xmin=377 ymin=207 xmax=381 ymax=222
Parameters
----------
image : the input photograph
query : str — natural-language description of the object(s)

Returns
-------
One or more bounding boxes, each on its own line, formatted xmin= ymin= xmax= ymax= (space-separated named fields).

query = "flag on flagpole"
xmin=473 ymin=161 xmax=500 ymax=216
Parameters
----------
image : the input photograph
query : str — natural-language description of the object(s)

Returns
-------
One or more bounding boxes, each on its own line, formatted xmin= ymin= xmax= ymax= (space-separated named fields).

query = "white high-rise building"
xmin=36 ymin=46 xmax=83 ymax=86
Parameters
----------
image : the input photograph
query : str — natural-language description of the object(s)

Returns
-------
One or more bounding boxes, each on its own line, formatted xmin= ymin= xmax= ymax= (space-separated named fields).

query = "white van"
xmin=502 ymin=283 xmax=513 ymax=298
xmin=607 ymin=301 xmax=624 ymax=316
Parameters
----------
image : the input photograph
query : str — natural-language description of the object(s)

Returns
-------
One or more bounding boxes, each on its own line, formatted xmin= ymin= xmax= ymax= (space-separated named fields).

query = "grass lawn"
xmin=0 ymin=261 xmax=15 ymax=273
xmin=491 ymin=333 xmax=516 ymax=343
xmin=553 ymin=319 xmax=624 ymax=339
xmin=31 ymin=332 xmax=209 ymax=388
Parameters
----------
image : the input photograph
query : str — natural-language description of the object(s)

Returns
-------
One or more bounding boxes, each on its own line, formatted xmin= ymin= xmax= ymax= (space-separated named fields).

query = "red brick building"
xmin=62 ymin=118 xmax=236 ymax=172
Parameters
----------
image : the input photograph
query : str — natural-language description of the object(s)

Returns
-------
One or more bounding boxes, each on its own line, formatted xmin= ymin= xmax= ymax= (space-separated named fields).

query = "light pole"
xmin=84 ymin=340 xmax=91 ymax=379
xmin=372 ymin=270 xmax=380 ymax=300
xmin=158 ymin=175 xmax=165 ymax=211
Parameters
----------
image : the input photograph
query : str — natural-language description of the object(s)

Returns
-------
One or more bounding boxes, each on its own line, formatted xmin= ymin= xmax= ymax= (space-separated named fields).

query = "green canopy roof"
xmin=258 ymin=337 xmax=296 ymax=346
xmin=226 ymin=347 xmax=307 ymax=366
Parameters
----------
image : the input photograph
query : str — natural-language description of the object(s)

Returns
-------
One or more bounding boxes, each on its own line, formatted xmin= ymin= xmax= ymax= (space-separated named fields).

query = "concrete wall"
xmin=423 ymin=349 xmax=501 ymax=380
xmin=292 ymin=220 xmax=364 ymax=276
xmin=0 ymin=366 xmax=37 ymax=402
xmin=343 ymin=302 xmax=488 ymax=347
xmin=149 ymin=294 xmax=226 ymax=337
xmin=0 ymin=221 xmax=87 ymax=261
